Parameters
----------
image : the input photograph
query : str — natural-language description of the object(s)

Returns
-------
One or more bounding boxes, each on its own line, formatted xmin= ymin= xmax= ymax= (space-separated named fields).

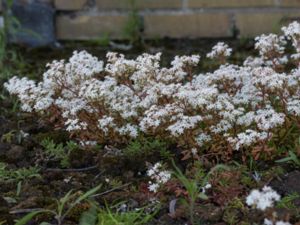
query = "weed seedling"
xmin=41 ymin=138 xmax=79 ymax=168
xmin=15 ymin=185 xmax=102 ymax=225
xmin=172 ymin=161 xmax=229 ymax=224
xmin=276 ymin=150 xmax=300 ymax=168
xmin=277 ymin=192 xmax=300 ymax=209
xmin=0 ymin=162 xmax=40 ymax=183
xmin=95 ymin=201 xmax=159 ymax=225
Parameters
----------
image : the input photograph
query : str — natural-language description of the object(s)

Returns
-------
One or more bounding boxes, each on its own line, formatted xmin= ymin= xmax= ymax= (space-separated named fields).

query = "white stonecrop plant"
xmin=207 ymin=42 xmax=232 ymax=60
xmin=264 ymin=219 xmax=292 ymax=225
xmin=147 ymin=162 xmax=171 ymax=193
xmin=246 ymin=186 xmax=280 ymax=211
xmin=4 ymin=21 xmax=300 ymax=157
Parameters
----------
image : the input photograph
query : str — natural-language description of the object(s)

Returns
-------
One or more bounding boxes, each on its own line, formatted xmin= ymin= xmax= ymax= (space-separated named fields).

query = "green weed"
xmin=0 ymin=162 xmax=40 ymax=183
xmin=123 ymin=0 xmax=143 ymax=45
xmin=15 ymin=185 xmax=102 ymax=225
xmin=276 ymin=150 xmax=300 ymax=168
xmin=95 ymin=202 xmax=158 ymax=225
xmin=277 ymin=192 xmax=300 ymax=209
xmin=41 ymin=138 xmax=79 ymax=168
xmin=124 ymin=137 xmax=172 ymax=159
xmin=172 ymin=161 xmax=229 ymax=225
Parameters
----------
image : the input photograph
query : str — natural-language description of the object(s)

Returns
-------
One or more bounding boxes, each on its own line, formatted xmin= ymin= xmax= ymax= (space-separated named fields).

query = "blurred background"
xmin=0 ymin=0 xmax=300 ymax=83
xmin=2 ymin=0 xmax=300 ymax=46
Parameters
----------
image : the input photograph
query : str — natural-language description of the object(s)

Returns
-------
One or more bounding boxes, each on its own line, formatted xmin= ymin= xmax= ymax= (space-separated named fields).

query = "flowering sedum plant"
xmin=5 ymin=22 xmax=300 ymax=159
xmin=147 ymin=162 xmax=171 ymax=193
xmin=246 ymin=186 xmax=280 ymax=211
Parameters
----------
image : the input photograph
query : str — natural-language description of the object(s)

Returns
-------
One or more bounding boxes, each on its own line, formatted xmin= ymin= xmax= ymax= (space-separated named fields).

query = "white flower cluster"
xmin=246 ymin=186 xmax=280 ymax=211
xmin=5 ymin=22 xmax=300 ymax=156
xmin=255 ymin=34 xmax=286 ymax=59
xmin=264 ymin=219 xmax=291 ymax=225
xmin=282 ymin=21 xmax=300 ymax=52
xmin=147 ymin=162 xmax=171 ymax=193
xmin=207 ymin=42 xmax=232 ymax=59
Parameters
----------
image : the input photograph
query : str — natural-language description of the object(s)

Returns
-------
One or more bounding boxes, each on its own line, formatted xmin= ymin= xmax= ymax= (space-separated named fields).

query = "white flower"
xmin=228 ymin=130 xmax=269 ymax=150
xmin=191 ymin=148 xmax=198 ymax=155
xmin=276 ymin=221 xmax=292 ymax=225
xmin=147 ymin=162 xmax=171 ymax=193
xmin=264 ymin=219 xmax=292 ymax=225
xmin=246 ymin=186 xmax=280 ymax=211
xmin=255 ymin=34 xmax=286 ymax=58
xmin=282 ymin=21 xmax=300 ymax=52
xmin=207 ymin=42 xmax=232 ymax=59
xmin=5 ymin=21 xmax=300 ymax=154
xmin=148 ymin=182 xmax=160 ymax=193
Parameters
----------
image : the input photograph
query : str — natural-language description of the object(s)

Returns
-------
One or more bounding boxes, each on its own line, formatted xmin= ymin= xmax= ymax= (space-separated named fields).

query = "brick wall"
xmin=32 ymin=0 xmax=300 ymax=40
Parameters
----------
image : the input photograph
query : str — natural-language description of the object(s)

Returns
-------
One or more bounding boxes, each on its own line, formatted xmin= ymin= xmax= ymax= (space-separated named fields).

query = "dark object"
xmin=10 ymin=0 xmax=55 ymax=47
xmin=6 ymin=145 xmax=25 ymax=162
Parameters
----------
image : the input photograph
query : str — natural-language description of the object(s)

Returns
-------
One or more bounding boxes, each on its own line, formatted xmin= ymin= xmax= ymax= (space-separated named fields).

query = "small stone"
xmin=0 ymin=142 xmax=10 ymax=158
xmin=6 ymin=145 xmax=25 ymax=162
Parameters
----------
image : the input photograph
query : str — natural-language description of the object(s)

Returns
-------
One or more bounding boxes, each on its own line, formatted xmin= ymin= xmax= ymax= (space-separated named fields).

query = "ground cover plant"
xmin=1 ymin=22 xmax=300 ymax=225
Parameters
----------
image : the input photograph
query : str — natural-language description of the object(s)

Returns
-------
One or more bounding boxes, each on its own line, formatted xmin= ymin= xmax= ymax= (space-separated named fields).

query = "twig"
xmin=43 ymin=165 xmax=98 ymax=172
xmin=91 ymin=183 xmax=132 ymax=198
xmin=10 ymin=208 xmax=45 ymax=214
xmin=93 ymin=170 xmax=105 ymax=180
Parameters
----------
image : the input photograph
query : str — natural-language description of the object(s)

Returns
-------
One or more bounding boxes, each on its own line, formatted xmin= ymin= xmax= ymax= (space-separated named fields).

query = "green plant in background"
xmin=276 ymin=150 xmax=300 ymax=168
xmin=0 ymin=162 xmax=40 ymax=206
xmin=222 ymin=209 xmax=239 ymax=225
xmin=1 ymin=129 xmax=28 ymax=144
xmin=94 ymin=202 xmax=158 ymax=225
xmin=0 ymin=162 xmax=40 ymax=183
xmin=41 ymin=138 xmax=79 ymax=168
xmin=222 ymin=197 xmax=245 ymax=225
xmin=79 ymin=205 xmax=98 ymax=225
xmin=0 ymin=0 xmax=23 ymax=82
xmin=79 ymin=201 xmax=159 ymax=225
xmin=277 ymin=192 xmax=300 ymax=209
xmin=15 ymin=185 xmax=102 ymax=225
xmin=123 ymin=0 xmax=143 ymax=45
xmin=172 ymin=161 xmax=229 ymax=225
xmin=95 ymin=33 xmax=110 ymax=47
xmin=124 ymin=137 xmax=172 ymax=159
xmin=86 ymin=32 xmax=110 ymax=48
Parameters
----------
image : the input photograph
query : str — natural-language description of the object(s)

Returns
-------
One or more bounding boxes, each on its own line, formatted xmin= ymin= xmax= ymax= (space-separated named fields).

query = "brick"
xmin=55 ymin=0 xmax=87 ymax=10
xmin=188 ymin=0 xmax=274 ymax=8
xmin=11 ymin=1 xmax=55 ymax=47
xmin=144 ymin=13 xmax=232 ymax=38
xmin=235 ymin=12 xmax=300 ymax=37
xmin=56 ymin=15 xmax=128 ymax=40
xmin=96 ymin=0 xmax=182 ymax=10
xmin=280 ymin=0 xmax=300 ymax=7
